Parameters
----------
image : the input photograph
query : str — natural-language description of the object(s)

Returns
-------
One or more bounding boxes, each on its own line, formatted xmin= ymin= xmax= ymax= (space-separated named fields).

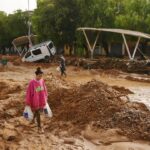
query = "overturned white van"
xmin=22 ymin=41 xmax=56 ymax=63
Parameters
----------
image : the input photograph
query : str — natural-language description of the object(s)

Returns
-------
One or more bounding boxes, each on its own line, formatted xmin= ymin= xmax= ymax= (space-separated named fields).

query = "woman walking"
xmin=25 ymin=67 xmax=48 ymax=133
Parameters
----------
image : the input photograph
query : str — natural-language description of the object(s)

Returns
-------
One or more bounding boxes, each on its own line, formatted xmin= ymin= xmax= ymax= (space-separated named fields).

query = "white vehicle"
xmin=22 ymin=41 xmax=56 ymax=63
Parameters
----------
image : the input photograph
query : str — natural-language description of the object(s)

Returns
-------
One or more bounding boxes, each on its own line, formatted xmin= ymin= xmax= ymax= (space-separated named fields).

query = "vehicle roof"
xmin=29 ymin=40 xmax=52 ymax=50
xmin=12 ymin=35 xmax=37 ymax=46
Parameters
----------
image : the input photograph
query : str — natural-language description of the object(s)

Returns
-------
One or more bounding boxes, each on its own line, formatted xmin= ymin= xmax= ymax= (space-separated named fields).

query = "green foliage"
xmin=32 ymin=0 xmax=55 ymax=42
xmin=115 ymin=0 xmax=150 ymax=32
xmin=7 ymin=11 xmax=29 ymax=38
xmin=0 ymin=10 xmax=29 ymax=48
xmin=32 ymin=0 xmax=80 ymax=47
xmin=1 ymin=0 xmax=150 ymax=49
xmin=76 ymin=48 xmax=85 ymax=57
xmin=0 ymin=11 xmax=10 ymax=47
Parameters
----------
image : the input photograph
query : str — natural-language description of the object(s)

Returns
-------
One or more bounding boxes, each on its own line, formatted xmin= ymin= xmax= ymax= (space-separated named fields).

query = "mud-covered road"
xmin=0 ymin=59 xmax=150 ymax=150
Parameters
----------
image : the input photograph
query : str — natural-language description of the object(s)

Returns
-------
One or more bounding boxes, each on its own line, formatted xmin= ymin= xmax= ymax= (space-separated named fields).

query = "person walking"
xmin=25 ymin=67 xmax=48 ymax=133
xmin=59 ymin=55 xmax=67 ymax=77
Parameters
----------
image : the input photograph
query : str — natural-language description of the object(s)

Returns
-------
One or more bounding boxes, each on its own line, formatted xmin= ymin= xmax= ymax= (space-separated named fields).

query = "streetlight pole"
xmin=28 ymin=0 xmax=33 ymax=47
xmin=28 ymin=0 xmax=29 ymax=11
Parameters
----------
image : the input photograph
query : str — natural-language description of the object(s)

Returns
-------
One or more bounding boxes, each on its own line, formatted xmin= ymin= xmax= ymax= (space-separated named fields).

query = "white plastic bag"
xmin=56 ymin=66 xmax=60 ymax=72
xmin=44 ymin=102 xmax=53 ymax=118
xmin=23 ymin=106 xmax=33 ymax=120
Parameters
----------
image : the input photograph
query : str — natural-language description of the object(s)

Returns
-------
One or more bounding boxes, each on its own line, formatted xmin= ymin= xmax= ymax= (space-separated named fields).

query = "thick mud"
xmin=0 ymin=57 xmax=150 ymax=150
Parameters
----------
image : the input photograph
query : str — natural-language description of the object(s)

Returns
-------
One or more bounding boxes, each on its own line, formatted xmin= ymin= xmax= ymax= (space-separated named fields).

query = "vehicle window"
xmin=48 ymin=43 xmax=53 ymax=49
xmin=25 ymin=52 xmax=31 ymax=58
xmin=32 ymin=49 xmax=42 ymax=55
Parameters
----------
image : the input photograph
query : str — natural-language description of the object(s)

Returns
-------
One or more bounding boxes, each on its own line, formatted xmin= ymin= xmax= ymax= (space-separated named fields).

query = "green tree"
xmin=7 ymin=10 xmax=29 ymax=40
xmin=32 ymin=0 xmax=56 ymax=43
xmin=115 ymin=0 xmax=150 ymax=32
xmin=1 ymin=0 xmax=150 ymax=55
xmin=0 ymin=11 xmax=9 ymax=48
xmin=33 ymin=0 xmax=80 ymax=49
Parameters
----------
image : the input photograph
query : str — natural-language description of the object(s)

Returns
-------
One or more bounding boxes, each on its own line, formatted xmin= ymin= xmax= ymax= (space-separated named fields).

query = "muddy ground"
xmin=0 ymin=55 xmax=150 ymax=150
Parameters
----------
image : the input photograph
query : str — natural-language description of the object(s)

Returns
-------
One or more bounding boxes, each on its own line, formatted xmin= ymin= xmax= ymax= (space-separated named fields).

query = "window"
xmin=25 ymin=52 xmax=31 ymax=58
xmin=32 ymin=49 xmax=42 ymax=55
xmin=48 ymin=42 xmax=53 ymax=49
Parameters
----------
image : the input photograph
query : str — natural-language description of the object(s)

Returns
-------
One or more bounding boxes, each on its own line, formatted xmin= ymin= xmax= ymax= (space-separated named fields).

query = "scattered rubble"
xmin=112 ymin=85 xmax=134 ymax=94
xmin=0 ymin=58 xmax=150 ymax=149
xmin=48 ymin=80 xmax=150 ymax=140
xmin=125 ymin=76 xmax=150 ymax=83
xmin=66 ymin=57 xmax=150 ymax=74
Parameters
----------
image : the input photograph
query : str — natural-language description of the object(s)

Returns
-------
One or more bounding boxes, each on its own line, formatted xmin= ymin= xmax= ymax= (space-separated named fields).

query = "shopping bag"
xmin=23 ymin=106 xmax=33 ymax=120
xmin=43 ymin=103 xmax=53 ymax=118
xmin=56 ymin=66 xmax=60 ymax=72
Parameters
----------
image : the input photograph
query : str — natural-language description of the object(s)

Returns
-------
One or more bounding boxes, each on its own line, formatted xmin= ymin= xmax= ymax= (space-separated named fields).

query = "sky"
xmin=0 ymin=0 xmax=37 ymax=14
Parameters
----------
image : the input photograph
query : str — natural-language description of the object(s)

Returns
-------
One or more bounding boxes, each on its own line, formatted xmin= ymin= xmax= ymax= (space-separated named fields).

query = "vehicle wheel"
xmin=50 ymin=55 xmax=54 ymax=63
xmin=44 ymin=56 xmax=50 ymax=63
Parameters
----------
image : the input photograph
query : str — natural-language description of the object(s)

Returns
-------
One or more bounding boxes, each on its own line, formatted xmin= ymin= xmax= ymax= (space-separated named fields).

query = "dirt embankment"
xmin=66 ymin=57 xmax=150 ymax=74
xmin=1 ymin=55 xmax=150 ymax=74
xmin=1 ymin=73 xmax=148 ymax=142
xmin=46 ymin=78 xmax=150 ymax=141
xmin=0 ymin=59 xmax=150 ymax=149
xmin=0 ymin=81 xmax=22 ymax=100
xmin=112 ymin=86 xmax=134 ymax=94
xmin=0 ymin=80 xmax=25 ymax=120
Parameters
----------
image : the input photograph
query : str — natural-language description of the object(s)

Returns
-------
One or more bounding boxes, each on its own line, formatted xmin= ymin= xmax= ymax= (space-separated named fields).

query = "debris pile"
xmin=112 ymin=109 xmax=150 ymax=140
xmin=0 ymin=81 xmax=22 ymax=100
xmin=48 ymin=80 xmax=150 ymax=140
xmin=112 ymin=86 xmax=134 ymax=94
xmin=66 ymin=57 xmax=150 ymax=74
xmin=45 ymin=73 xmax=75 ymax=91
xmin=125 ymin=76 xmax=150 ymax=83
